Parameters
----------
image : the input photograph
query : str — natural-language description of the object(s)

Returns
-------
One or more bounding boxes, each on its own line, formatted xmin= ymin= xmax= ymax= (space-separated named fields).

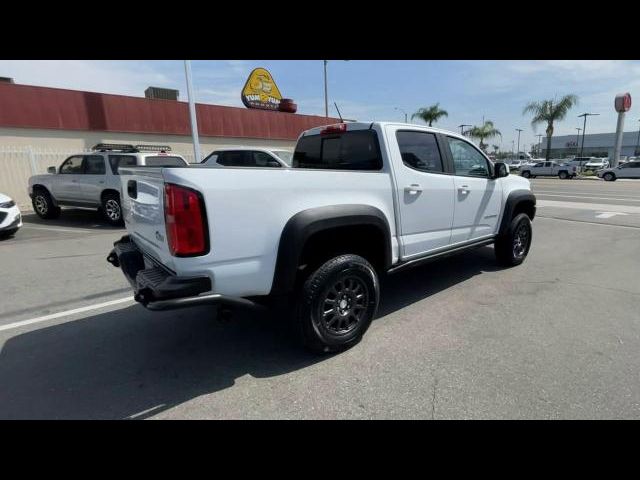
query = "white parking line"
xmin=535 ymin=193 xmax=640 ymax=202
xmin=0 ymin=296 xmax=134 ymax=333
xmin=537 ymin=199 xmax=640 ymax=213
xmin=22 ymin=224 xmax=106 ymax=234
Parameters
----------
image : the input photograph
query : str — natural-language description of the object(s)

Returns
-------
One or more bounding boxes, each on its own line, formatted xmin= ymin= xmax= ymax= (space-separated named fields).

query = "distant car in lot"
xmin=28 ymin=144 xmax=189 ymax=226
xmin=583 ymin=158 xmax=610 ymax=172
xmin=0 ymin=192 xmax=22 ymax=238
xmin=200 ymin=148 xmax=293 ymax=168
xmin=597 ymin=160 xmax=640 ymax=181
xmin=520 ymin=161 xmax=576 ymax=179
xmin=507 ymin=160 xmax=523 ymax=171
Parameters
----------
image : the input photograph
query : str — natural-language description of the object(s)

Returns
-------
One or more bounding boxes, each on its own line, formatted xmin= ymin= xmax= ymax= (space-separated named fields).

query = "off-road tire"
xmin=295 ymin=254 xmax=379 ymax=354
xmin=494 ymin=213 xmax=532 ymax=267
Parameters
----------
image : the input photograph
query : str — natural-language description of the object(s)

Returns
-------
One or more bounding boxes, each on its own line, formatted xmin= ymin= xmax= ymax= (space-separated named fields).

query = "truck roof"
xmin=300 ymin=121 xmax=469 ymax=142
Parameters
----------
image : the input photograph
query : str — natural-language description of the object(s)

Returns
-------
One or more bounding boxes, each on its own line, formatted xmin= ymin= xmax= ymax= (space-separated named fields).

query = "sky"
xmin=1 ymin=60 xmax=640 ymax=152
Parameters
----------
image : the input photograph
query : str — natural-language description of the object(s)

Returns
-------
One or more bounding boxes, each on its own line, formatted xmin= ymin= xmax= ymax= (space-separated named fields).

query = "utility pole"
xmin=536 ymin=134 xmax=543 ymax=158
xmin=578 ymin=112 xmax=600 ymax=157
xmin=575 ymin=128 xmax=582 ymax=157
xmin=184 ymin=60 xmax=201 ymax=162
xmin=515 ymin=128 xmax=523 ymax=160
xmin=395 ymin=107 xmax=408 ymax=123
xmin=635 ymin=119 xmax=640 ymax=156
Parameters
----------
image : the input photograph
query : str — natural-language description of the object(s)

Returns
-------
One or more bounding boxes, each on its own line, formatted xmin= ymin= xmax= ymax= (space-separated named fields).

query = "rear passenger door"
xmin=444 ymin=136 xmax=502 ymax=243
xmin=386 ymin=126 xmax=455 ymax=257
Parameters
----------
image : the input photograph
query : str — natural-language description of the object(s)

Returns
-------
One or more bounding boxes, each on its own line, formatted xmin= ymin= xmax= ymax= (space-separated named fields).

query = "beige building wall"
xmin=0 ymin=127 xmax=297 ymax=209
xmin=0 ymin=127 xmax=296 ymax=157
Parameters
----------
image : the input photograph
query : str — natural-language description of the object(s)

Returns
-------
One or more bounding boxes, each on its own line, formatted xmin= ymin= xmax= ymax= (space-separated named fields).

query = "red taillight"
xmin=320 ymin=123 xmax=347 ymax=135
xmin=164 ymin=183 xmax=208 ymax=257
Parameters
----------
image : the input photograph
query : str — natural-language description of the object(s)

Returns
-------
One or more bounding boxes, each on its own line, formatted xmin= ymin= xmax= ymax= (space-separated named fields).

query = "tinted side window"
xmin=446 ymin=137 xmax=489 ymax=177
xmin=253 ymin=151 xmax=280 ymax=167
xmin=84 ymin=155 xmax=106 ymax=174
xmin=293 ymin=130 xmax=382 ymax=170
xmin=396 ymin=131 xmax=444 ymax=173
xmin=144 ymin=156 xmax=187 ymax=167
xmin=108 ymin=155 xmax=137 ymax=175
xmin=217 ymin=151 xmax=250 ymax=167
xmin=60 ymin=156 xmax=84 ymax=174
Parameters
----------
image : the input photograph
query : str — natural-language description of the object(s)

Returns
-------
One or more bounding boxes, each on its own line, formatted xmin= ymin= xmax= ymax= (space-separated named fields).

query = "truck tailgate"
xmin=119 ymin=167 xmax=175 ymax=271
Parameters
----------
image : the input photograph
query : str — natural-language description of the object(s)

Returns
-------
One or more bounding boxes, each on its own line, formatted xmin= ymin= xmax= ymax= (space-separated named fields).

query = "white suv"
xmin=200 ymin=147 xmax=293 ymax=168
xmin=28 ymin=144 xmax=188 ymax=225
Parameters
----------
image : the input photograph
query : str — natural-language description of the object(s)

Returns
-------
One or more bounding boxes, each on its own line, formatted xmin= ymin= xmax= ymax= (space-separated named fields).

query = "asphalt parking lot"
xmin=1 ymin=178 xmax=639 ymax=419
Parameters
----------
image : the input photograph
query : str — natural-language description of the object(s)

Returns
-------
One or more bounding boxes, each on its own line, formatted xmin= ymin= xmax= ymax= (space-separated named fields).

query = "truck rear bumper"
xmin=107 ymin=235 xmax=255 ymax=311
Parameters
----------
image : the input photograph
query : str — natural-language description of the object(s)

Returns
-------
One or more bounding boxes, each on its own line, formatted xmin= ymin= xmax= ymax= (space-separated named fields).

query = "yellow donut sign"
xmin=241 ymin=68 xmax=283 ymax=110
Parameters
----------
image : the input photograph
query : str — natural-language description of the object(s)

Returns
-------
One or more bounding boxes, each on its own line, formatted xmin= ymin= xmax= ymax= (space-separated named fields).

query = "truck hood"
xmin=0 ymin=192 xmax=13 ymax=203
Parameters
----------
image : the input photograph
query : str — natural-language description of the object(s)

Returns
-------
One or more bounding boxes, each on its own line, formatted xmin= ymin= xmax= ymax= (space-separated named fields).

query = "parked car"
xmin=520 ymin=161 xmax=576 ymax=179
xmin=597 ymin=161 xmax=640 ymax=181
xmin=583 ymin=158 xmax=610 ymax=172
xmin=28 ymin=144 xmax=188 ymax=225
xmin=107 ymin=122 xmax=536 ymax=353
xmin=0 ymin=192 xmax=22 ymax=238
xmin=200 ymin=148 xmax=293 ymax=168
xmin=507 ymin=160 xmax=522 ymax=171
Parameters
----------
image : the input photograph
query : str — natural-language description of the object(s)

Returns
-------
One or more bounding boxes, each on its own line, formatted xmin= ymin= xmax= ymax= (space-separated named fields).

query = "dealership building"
xmin=541 ymin=130 xmax=640 ymax=159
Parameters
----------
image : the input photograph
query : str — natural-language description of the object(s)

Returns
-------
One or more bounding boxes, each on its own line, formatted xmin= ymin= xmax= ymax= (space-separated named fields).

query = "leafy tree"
xmin=411 ymin=103 xmax=448 ymax=126
xmin=468 ymin=121 xmax=502 ymax=152
xmin=523 ymin=94 xmax=578 ymax=161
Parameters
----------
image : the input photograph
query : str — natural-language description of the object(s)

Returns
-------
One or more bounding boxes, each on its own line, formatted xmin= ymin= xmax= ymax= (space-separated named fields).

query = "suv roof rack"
xmin=135 ymin=144 xmax=172 ymax=152
xmin=92 ymin=143 xmax=138 ymax=152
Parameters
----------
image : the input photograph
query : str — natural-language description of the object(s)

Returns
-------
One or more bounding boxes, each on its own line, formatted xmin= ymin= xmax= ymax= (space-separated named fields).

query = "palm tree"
xmin=467 ymin=121 xmax=501 ymax=152
xmin=411 ymin=103 xmax=448 ymax=126
xmin=523 ymin=94 xmax=578 ymax=161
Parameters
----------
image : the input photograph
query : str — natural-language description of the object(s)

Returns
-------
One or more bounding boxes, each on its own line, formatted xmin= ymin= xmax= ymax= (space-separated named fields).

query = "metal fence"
xmin=0 ymin=146 xmax=197 ymax=210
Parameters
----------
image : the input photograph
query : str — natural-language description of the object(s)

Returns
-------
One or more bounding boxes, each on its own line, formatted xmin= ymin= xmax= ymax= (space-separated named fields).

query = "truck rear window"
xmin=292 ymin=130 xmax=382 ymax=170
xmin=145 ymin=156 xmax=188 ymax=167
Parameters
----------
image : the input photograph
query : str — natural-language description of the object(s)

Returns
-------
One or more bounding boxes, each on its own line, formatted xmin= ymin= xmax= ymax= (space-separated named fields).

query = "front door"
xmin=444 ymin=136 xmax=502 ymax=244
xmin=53 ymin=155 xmax=84 ymax=201
xmin=386 ymin=126 xmax=455 ymax=258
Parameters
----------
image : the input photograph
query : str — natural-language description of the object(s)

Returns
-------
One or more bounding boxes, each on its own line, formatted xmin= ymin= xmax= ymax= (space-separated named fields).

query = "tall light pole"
xmin=459 ymin=124 xmax=472 ymax=135
xmin=575 ymin=127 xmax=582 ymax=157
xmin=184 ymin=60 xmax=201 ymax=162
xmin=536 ymin=134 xmax=543 ymax=158
xmin=578 ymin=112 xmax=600 ymax=157
xmin=635 ymin=119 xmax=640 ymax=156
xmin=323 ymin=60 xmax=328 ymax=118
xmin=515 ymin=128 xmax=523 ymax=159
xmin=395 ymin=107 xmax=408 ymax=123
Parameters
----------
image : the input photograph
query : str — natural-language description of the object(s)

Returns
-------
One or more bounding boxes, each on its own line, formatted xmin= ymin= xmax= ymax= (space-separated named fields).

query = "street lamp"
xmin=578 ymin=112 xmax=600 ymax=157
xmin=184 ymin=60 xmax=201 ymax=162
xmin=515 ymin=128 xmax=523 ymax=160
xmin=459 ymin=124 xmax=472 ymax=135
xmin=395 ymin=107 xmax=408 ymax=123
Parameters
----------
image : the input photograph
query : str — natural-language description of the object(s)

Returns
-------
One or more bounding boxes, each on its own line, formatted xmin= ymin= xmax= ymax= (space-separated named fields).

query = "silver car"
xmin=28 ymin=144 xmax=188 ymax=225
xmin=200 ymin=147 xmax=293 ymax=168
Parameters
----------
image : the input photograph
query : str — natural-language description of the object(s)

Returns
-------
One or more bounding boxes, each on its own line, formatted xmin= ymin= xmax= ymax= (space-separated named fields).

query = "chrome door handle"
xmin=404 ymin=184 xmax=423 ymax=194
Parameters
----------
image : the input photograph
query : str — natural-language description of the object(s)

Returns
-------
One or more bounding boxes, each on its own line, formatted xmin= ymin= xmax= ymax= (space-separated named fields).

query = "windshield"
xmin=272 ymin=150 xmax=293 ymax=166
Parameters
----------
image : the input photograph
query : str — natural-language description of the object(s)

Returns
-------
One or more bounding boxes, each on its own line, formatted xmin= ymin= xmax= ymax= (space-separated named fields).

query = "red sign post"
xmin=612 ymin=93 xmax=632 ymax=167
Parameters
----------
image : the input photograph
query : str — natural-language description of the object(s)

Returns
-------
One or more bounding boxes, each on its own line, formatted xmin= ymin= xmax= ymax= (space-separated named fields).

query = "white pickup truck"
xmin=107 ymin=122 xmax=536 ymax=353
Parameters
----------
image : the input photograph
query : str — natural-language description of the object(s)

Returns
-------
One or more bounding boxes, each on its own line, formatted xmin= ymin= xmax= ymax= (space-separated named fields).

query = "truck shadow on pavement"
xmin=0 ymin=246 xmax=501 ymax=419
xmin=22 ymin=209 xmax=125 ymax=231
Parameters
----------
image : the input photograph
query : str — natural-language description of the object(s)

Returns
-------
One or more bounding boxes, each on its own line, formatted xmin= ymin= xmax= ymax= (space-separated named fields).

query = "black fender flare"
xmin=270 ymin=205 xmax=392 ymax=295
xmin=498 ymin=190 xmax=536 ymax=236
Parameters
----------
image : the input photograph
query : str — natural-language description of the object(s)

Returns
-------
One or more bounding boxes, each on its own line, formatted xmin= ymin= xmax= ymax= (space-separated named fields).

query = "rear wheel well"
xmin=101 ymin=189 xmax=120 ymax=202
xmin=298 ymin=224 xmax=387 ymax=281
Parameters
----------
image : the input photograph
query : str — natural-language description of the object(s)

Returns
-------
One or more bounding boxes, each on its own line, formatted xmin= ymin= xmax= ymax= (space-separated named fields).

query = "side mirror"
xmin=47 ymin=166 xmax=57 ymax=174
xmin=494 ymin=162 xmax=509 ymax=178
